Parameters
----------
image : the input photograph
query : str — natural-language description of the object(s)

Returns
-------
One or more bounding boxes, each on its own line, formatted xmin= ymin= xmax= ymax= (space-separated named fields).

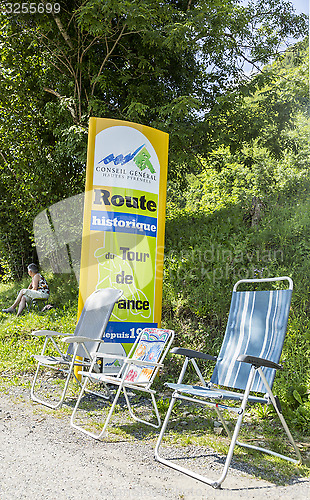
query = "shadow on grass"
xmin=60 ymin=389 xmax=309 ymax=486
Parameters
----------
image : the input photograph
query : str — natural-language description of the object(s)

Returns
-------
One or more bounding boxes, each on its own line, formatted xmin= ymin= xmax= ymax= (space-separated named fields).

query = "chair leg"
xmin=30 ymin=362 xmax=43 ymax=402
xmin=97 ymin=383 xmax=125 ymax=438
xmin=123 ymin=387 xmax=161 ymax=428
xmin=71 ymin=377 xmax=124 ymax=440
xmin=155 ymin=393 xmax=218 ymax=486
xmin=155 ymin=367 xmax=256 ymax=488
xmin=71 ymin=375 xmax=95 ymax=436
xmin=31 ymin=299 xmax=47 ymax=312
xmin=214 ymin=406 xmax=233 ymax=439
xmin=154 ymin=393 xmax=176 ymax=457
xmin=155 ymin=392 xmax=230 ymax=488
xmin=30 ymin=362 xmax=73 ymax=409
xmin=235 ymin=368 xmax=302 ymax=464
xmin=30 ymin=349 xmax=78 ymax=410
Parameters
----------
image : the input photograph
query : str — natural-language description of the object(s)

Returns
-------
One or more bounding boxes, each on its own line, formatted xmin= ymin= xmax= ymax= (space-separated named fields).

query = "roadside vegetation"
xmin=0 ymin=276 xmax=309 ymax=485
xmin=0 ymin=0 xmax=309 ymax=485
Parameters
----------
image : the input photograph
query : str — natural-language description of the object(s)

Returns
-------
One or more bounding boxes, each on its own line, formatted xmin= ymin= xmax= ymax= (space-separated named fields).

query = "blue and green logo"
xmin=99 ymin=144 xmax=155 ymax=173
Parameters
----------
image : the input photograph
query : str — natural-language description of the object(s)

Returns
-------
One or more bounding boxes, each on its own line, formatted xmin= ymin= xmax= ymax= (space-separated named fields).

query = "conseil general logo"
xmin=98 ymin=144 xmax=156 ymax=174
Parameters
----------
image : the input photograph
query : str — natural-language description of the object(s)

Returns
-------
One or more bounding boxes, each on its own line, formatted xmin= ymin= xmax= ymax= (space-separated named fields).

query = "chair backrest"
xmin=124 ymin=328 xmax=174 ymax=385
xmin=67 ymin=288 xmax=123 ymax=358
xmin=211 ymin=277 xmax=293 ymax=393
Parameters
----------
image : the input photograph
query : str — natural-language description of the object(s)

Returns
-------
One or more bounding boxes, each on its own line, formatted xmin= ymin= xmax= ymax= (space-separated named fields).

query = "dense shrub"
xmin=162 ymin=121 xmax=310 ymax=434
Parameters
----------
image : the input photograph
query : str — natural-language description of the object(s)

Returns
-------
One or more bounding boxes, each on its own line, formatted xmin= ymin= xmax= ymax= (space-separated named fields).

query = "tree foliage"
xmin=205 ymin=38 xmax=309 ymax=157
xmin=0 ymin=0 xmax=307 ymax=276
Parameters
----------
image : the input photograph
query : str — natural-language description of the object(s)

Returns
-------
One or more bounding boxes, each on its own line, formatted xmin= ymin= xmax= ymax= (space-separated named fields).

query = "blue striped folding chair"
xmin=155 ymin=277 xmax=301 ymax=488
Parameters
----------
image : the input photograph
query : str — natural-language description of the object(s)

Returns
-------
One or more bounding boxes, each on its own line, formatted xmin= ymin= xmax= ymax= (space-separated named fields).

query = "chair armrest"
xmin=237 ymin=354 xmax=282 ymax=370
xmin=93 ymin=352 xmax=163 ymax=368
xmin=171 ymin=347 xmax=217 ymax=362
xmin=125 ymin=358 xmax=163 ymax=368
xmin=94 ymin=352 xmax=127 ymax=360
xmin=62 ymin=336 xmax=104 ymax=344
xmin=32 ymin=330 xmax=67 ymax=337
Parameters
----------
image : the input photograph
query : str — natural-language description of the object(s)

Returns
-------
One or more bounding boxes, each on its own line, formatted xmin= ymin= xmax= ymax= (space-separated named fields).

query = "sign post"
xmin=78 ymin=118 xmax=169 ymax=356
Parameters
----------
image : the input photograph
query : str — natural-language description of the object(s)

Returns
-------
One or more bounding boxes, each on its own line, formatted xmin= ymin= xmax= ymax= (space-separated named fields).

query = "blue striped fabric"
xmin=210 ymin=289 xmax=292 ymax=392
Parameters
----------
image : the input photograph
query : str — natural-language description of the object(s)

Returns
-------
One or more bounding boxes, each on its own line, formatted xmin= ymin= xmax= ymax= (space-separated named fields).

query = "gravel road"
xmin=0 ymin=389 xmax=309 ymax=500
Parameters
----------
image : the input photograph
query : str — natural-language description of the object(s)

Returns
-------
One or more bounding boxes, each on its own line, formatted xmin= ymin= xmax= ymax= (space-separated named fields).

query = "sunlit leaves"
xmin=0 ymin=0 xmax=307 ymax=276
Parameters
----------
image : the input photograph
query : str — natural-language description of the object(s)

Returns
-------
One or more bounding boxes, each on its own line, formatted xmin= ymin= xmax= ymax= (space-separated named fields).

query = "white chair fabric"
xmin=30 ymin=288 xmax=123 ymax=409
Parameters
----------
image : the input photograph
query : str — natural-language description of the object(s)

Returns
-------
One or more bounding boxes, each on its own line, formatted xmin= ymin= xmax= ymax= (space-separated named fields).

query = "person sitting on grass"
xmin=2 ymin=263 xmax=50 ymax=317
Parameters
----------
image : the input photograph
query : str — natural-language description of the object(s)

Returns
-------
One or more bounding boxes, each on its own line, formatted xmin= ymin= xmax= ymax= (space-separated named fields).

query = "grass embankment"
xmin=0 ymin=273 xmax=78 ymax=378
xmin=0 ymin=270 xmax=309 ymax=485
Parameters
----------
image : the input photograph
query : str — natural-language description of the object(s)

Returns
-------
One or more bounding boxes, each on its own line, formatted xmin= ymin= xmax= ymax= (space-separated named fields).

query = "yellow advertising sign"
xmin=78 ymin=118 xmax=169 ymax=354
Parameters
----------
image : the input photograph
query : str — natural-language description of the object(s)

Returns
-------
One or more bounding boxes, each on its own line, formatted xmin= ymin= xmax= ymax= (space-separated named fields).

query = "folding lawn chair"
xmin=70 ymin=327 xmax=174 ymax=439
xmin=30 ymin=287 xmax=123 ymax=409
xmin=155 ymin=277 xmax=302 ymax=488
xmin=27 ymin=295 xmax=49 ymax=312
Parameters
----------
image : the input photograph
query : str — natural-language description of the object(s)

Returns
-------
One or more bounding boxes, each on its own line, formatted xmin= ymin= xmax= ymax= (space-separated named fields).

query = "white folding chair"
xmin=71 ymin=327 xmax=174 ymax=439
xmin=30 ymin=288 xmax=123 ymax=409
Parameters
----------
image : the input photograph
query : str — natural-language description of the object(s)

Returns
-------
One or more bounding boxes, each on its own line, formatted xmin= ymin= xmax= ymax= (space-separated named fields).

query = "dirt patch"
xmin=0 ymin=386 xmax=309 ymax=500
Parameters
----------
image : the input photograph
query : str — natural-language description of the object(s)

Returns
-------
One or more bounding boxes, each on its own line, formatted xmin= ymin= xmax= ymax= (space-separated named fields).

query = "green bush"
xmin=162 ymin=133 xmax=310 ymax=435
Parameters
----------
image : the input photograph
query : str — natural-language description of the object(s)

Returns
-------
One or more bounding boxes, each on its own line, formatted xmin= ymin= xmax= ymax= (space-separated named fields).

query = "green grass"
xmin=0 ymin=269 xmax=309 ymax=485
xmin=154 ymin=402 xmax=310 ymax=484
xmin=162 ymin=173 xmax=310 ymax=441
xmin=0 ymin=273 xmax=78 ymax=375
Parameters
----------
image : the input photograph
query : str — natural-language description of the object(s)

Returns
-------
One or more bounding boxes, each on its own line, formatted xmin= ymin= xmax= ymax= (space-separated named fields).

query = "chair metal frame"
xmin=26 ymin=295 xmax=49 ymax=312
xmin=155 ymin=277 xmax=302 ymax=488
xmin=30 ymin=288 xmax=123 ymax=409
xmin=70 ymin=327 xmax=174 ymax=439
